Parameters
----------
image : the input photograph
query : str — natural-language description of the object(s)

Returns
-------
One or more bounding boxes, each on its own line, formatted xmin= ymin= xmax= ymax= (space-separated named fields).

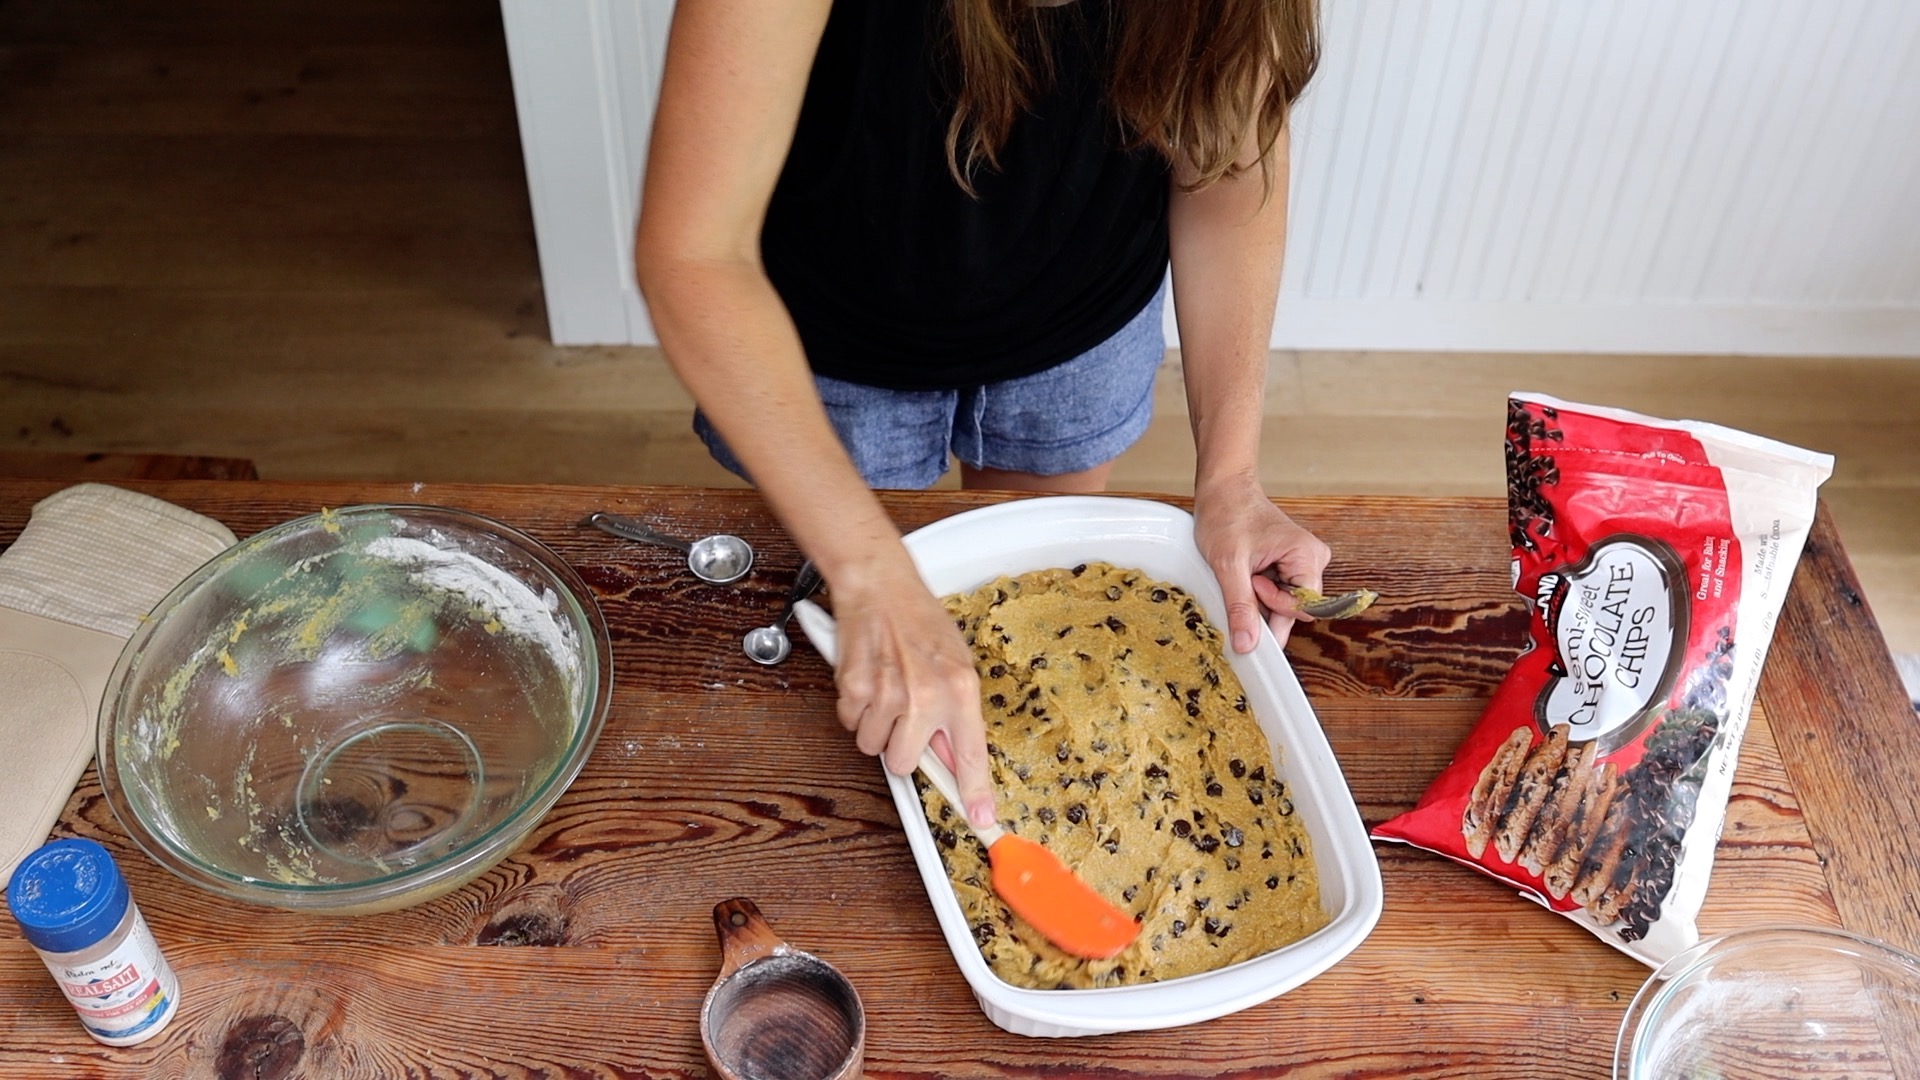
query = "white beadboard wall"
xmin=1280 ymin=0 xmax=1920 ymax=354
xmin=503 ymin=0 xmax=1920 ymax=355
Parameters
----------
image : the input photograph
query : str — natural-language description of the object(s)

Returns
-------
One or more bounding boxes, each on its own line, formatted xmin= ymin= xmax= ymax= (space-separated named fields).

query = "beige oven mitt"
xmin=0 ymin=484 xmax=236 ymax=888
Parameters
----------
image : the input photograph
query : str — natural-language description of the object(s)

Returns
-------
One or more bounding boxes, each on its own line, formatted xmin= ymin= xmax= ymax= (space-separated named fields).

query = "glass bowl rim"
xmin=1613 ymin=923 xmax=1920 ymax=1079
xmin=96 ymin=503 xmax=614 ymax=911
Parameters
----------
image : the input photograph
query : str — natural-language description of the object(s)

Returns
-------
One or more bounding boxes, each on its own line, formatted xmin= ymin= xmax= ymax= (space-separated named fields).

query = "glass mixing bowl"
xmin=1616 ymin=925 xmax=1920 ymax=1079
xmin=98 ymin=504 xmax=612 ymax=914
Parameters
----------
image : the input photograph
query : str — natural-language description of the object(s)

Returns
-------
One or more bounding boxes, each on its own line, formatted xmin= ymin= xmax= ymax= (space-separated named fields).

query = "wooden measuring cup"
xmin=700 ymin=898 xmax=866 ymax=1080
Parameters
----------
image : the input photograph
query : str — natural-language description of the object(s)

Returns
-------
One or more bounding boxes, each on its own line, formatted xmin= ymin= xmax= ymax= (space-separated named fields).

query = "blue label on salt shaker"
xmin=7 ymin=838 xmax=180 ymax=1046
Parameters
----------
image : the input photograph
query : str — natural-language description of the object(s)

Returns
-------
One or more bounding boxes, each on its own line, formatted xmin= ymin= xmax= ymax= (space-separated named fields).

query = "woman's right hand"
xmin=825 ymin=559 xmax=999 ymax=832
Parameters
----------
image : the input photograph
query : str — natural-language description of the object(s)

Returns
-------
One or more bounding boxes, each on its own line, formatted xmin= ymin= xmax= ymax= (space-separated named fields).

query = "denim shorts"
xmin=696 ymin=284 xmax=1167 ymax=489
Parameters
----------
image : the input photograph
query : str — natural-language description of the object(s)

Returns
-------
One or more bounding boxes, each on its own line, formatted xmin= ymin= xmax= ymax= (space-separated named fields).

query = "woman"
xmin=636 ymin=0 xmax=1326 ymax=833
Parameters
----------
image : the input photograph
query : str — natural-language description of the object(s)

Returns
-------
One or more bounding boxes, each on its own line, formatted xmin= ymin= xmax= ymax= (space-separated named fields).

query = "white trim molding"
xmin=501 ymin=0 xmax=671 ymax=345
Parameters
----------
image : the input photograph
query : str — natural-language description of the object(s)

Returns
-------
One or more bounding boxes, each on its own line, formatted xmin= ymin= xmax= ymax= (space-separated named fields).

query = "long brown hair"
xmin=943 ymin=0 xmax=1319 ymax=197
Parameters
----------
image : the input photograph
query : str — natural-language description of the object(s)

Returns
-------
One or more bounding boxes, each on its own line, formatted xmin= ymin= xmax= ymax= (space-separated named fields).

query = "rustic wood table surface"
xmin=1 ymin=478 xmax=1914 ymax=1079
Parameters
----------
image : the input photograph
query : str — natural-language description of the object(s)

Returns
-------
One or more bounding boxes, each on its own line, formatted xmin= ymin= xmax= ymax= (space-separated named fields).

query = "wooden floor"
xmin=2 ymin=1 xmax=1916 ymax=656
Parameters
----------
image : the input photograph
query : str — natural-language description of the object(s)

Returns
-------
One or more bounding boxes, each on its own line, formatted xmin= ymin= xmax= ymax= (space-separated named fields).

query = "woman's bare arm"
xmin=1168 ymin=128 xmax=1332 ymax=652
xmin=636 ymin=0 xmax=997 ymax=827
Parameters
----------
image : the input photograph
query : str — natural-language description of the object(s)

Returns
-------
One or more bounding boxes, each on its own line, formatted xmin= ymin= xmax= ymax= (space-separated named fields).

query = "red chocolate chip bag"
xmin=1372 ymin=393 xmax=1833 ymax=965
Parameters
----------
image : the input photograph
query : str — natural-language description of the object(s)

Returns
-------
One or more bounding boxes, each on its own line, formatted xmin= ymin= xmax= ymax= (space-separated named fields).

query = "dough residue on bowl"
xmin=927 ymin=562 xmax=1327 ymax=990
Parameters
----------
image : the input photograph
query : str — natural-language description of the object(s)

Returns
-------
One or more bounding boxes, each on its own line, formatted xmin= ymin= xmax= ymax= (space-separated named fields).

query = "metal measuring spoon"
xmin=743 ymin=560 xmax=823 ymax=665
xmin=1287 ymin=584 xmax=1380 ymax=620
xmin=582 ymin=512 xmax=755 ymax=585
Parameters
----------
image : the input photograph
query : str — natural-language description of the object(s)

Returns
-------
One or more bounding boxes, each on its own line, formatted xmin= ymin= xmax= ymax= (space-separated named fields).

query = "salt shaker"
xmin=6 ymin=837 xmax=180 ymax=1046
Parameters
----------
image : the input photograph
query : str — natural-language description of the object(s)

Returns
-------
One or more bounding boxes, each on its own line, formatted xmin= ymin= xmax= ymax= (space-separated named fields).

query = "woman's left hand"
xmin=1192 ymin=471 xmax=1332 ymax=652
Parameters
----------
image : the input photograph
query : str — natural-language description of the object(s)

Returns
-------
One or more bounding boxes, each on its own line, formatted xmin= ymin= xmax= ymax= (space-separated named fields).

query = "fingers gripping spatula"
xmin=791 ymin=599 xmax=1140 ymax=960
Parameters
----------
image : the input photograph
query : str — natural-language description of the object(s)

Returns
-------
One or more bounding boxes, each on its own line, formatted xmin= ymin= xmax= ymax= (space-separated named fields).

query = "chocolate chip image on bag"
xmin=1372 ymin=393 xmax=1833 ymax=966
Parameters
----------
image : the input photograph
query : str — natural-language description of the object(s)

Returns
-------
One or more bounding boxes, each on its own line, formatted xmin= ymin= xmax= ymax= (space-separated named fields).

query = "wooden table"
xmin=1 ymin=479 xmax=1914 ymax=1079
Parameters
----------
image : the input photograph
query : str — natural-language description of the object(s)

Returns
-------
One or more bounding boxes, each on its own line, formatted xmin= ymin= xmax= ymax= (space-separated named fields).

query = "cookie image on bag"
xmin=1462 ymin=727 xmax=1532 ymax=858
xmin=1494 ymin=723 xmax=1572 ymax=864
xmin=1518 ymin=739 xmax=1599 ymax=876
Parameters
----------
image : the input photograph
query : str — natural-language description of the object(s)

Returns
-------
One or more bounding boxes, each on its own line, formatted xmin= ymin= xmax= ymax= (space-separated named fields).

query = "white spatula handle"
xmin=792 ymin=599 xmax=1005 ymax=844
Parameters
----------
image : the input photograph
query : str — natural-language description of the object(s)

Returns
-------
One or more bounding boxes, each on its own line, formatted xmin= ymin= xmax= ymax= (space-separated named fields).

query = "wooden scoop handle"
xmin=710 ymin=897 xmax=788 ymax=981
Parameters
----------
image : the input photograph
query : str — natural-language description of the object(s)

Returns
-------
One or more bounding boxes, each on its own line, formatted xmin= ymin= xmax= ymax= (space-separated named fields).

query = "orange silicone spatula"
xmin=791 ymin=599 xmax=1140 ymax=960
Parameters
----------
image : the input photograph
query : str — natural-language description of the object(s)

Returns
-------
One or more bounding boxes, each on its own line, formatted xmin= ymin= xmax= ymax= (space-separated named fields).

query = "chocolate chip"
xmin=1206 ymin=781 xmax=1224 ymax=797
xmin=1101 ymin=838 xmax=1120 ymax=854
xmin=1171 ymin=919 xmax=1188 ymax=936
xmin=988 ymin=693 xmax=1006 ymax=708
xmin=1065 ymin=803 xmax=1087 ymax=825
xmin=1105 ymin=615 xmax=1125 ymax=632
xmin=1037 ymin=807 xmax=1057 ymax=825
xmin=1030 ymin=656 xmax=1048 ymax=669
xmin=1266 ymin=875 xmax=1280 ymax=889
xmin=1122 ymin=885 xmax=1139 ymax=902
xmin=1194 ymin=834 xmax=1221 ymax=854
xmin=1150 ymin=588 xmax=1168 ymax=602
xmin=1223 ymin=826 xmax=1244 ymax=847
xmin=1106 ymin=586 xmax=1123 ymax=600
xmin=1224 ymin=856 xmax=1241 ymax=872
xmin=1229 ymin=759 xmax=1246 ymax=778
xmin=1171 ymin=818 xmax=1192 ymax=837
xmin=989 ymin=664 xmax=1007 ymax=678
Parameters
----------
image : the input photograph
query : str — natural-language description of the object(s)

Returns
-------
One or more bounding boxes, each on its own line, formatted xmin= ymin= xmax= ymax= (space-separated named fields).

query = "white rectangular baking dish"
xmin=882 ymin=495 xmax=1383 ymax=1037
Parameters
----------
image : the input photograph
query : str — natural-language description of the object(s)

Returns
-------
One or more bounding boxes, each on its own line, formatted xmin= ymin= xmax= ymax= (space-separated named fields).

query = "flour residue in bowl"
xmin=361 ymin=535 xmax=584 ymax=712
xmin=117 ymin=509 xmax=593 ymax=892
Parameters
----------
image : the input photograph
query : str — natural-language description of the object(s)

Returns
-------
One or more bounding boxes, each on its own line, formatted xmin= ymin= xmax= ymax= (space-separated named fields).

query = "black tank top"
xmin=759 ymin=0 xmax=1171 ymax=391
